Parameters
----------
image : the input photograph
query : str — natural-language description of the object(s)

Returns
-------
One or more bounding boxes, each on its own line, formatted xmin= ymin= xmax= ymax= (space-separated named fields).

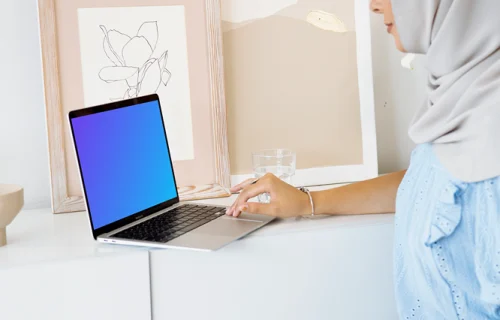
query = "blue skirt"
xmin=395 ymin=144 xmax=500 ymax=319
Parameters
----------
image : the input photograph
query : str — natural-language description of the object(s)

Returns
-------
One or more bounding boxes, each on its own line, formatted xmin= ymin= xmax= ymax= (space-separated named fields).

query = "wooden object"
xmin=0 ymin=184 xmax=24 ymax=246
xmin=38 ymin=0 xmax=231 ymax=213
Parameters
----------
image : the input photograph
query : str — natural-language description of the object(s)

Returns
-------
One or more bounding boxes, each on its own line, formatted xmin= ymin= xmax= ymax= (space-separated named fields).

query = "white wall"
xmin=0 ymin=0 xmax=51 ymax=209
xmin=0 ymin=1 xmax=427 ymax=209
xmin=370 ymin=13 xmax=428 ymax=174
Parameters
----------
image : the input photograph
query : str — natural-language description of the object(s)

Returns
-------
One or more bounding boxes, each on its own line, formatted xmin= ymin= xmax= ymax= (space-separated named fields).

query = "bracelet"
xmin=298 ymin=187 xmax=315 ymax=216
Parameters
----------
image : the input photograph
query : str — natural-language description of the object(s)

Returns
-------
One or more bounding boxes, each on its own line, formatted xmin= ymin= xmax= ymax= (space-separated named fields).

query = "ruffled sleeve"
xmin=425 ymin=181 xmax=468 ymax=246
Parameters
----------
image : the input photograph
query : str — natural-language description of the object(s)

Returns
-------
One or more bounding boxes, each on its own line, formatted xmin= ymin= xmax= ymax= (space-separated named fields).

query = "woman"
xmin=227 ymin=0 xmax=500 ymax=318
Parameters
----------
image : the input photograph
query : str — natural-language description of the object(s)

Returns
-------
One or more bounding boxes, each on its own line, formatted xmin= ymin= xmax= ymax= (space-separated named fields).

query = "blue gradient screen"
xmin=71 ymin=101 xmax=178 ymax=229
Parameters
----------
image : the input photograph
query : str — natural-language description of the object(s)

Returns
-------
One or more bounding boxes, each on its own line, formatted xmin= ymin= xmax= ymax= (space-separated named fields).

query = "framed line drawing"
xmin=38 ymin=0 xmax=230 ymax=213
xmin=223 ymin=0 xmax=378 ymax=187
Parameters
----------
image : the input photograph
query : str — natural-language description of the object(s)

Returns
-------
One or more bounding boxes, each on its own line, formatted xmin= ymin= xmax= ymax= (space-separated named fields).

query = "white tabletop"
xmin=0 ymin=188 xmax=395 ymax=269
xmin=0 ymin=191 xmax=399 ymax=320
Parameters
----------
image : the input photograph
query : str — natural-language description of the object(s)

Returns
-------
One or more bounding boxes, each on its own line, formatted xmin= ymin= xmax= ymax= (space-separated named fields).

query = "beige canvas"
xmin=53 ymin=0 xmax=216 ymax=196
xmin=222 ymin=0 xmax=363 ymax=175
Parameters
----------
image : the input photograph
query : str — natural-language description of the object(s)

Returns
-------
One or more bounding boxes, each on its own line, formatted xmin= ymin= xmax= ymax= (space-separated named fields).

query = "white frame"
xmin=231 ymin=0 xmax=378 ymax=187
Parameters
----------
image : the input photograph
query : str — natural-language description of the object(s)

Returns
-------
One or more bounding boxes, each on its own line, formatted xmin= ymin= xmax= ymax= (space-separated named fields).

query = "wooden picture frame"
xmin=223 ymin=0 xmax=378 ymax=187
xmin=38 ymin=0 xmax=230 ymax=213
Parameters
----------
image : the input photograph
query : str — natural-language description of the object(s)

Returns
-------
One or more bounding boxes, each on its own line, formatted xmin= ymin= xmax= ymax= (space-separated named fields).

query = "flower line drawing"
xmin=99 ymin=21 xmax=172 ymax=101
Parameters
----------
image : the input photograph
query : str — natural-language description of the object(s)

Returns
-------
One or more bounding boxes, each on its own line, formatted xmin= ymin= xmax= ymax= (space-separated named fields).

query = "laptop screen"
xmin=70 ymin=99 xmax=178 ymax=231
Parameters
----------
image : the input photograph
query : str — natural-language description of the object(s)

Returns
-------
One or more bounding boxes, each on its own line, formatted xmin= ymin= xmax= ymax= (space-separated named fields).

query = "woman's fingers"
xmin=233 ymin=202 xmax=274 ymax=217
xmin=230 ymin=178 xmax=257 ymax=193
xmin=227 ymin=180 xmax=271 ymax=216
xmin=230 ymin=182 xmax=269 ymax=215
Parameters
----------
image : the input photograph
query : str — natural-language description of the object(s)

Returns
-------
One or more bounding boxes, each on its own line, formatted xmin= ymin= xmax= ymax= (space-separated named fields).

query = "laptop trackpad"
xmin=192 ymin=217 xmax=264 ymax=237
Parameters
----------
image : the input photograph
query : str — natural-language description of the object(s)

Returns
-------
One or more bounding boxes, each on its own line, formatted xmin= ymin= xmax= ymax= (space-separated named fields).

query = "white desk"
xmin=0 ymin=193 xmax=398 ymax=320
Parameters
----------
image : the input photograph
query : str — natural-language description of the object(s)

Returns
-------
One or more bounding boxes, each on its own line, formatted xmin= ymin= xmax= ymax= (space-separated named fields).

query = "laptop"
xmin=68 ymin=94 xmax=274 ymax=251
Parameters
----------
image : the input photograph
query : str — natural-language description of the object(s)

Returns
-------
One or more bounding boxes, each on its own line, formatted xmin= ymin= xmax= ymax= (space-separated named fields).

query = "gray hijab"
xmin=392 ymin=0 xmax=500 ymax=182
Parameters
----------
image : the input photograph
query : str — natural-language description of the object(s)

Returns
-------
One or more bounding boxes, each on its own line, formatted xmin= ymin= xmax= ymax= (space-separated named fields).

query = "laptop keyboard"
xmin=113 ymin=204 xmax=225 ymax=243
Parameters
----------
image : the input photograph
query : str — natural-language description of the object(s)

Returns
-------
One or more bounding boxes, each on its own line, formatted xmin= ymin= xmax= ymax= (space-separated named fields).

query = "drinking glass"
xmin=252 ymin=149 xmax=296 ymax=203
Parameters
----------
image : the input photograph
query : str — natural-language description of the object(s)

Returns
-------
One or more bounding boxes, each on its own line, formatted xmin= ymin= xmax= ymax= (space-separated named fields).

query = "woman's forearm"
xmin=311 ymin=170 xmax=406 ymax=215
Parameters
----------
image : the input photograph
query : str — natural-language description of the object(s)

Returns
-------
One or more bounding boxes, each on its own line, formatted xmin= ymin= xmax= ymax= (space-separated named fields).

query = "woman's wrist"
xmin=297 ymin=190 xmax=312 ymax=216
xmin=310 ymin=189 xmax=342 ymax=216
xmin=310 ymin=191 xmax=327 ymax=215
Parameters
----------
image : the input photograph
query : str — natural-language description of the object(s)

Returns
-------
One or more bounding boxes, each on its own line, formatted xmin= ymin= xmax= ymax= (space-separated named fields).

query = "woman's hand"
xmin=227 ymin=170 xmax=407 ymax=218
xmin=226 ymin=173 xmax=311 ymax=218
